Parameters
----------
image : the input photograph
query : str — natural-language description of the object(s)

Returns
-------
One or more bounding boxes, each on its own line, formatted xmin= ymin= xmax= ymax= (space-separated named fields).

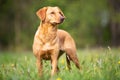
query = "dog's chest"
xmin=42 ymin=42 xmax=52 ymax=50
xmin=41 ymin=42 xmax=58 ymax=60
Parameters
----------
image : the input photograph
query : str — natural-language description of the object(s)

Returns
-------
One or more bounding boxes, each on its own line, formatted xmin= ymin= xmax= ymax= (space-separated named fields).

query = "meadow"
xmin=0 ymin=47 xmax=120 ymax=80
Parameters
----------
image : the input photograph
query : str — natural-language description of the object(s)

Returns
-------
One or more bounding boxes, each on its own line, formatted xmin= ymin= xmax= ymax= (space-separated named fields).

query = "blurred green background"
xmin=0 ymin=0 xmax=120 ymax=51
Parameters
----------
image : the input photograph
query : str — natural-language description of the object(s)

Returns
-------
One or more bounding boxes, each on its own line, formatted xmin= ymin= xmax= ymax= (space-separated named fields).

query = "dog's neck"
xmin=38 ymin=22 xmax=58 ymax=44
xmin=40 ymin=22 xmax=58 ymax=31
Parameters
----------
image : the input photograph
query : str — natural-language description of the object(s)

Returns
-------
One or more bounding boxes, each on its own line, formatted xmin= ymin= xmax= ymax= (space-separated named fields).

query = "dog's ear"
xmin=36 ymin=7 xmax=47 ymax=21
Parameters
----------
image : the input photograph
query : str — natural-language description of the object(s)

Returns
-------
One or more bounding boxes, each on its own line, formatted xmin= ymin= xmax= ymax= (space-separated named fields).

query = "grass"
xmin=0 ymin=48 xmax=120 ymax=80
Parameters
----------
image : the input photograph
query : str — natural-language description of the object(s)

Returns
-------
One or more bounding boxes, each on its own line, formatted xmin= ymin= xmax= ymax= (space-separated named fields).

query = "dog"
xmin=33 ymin=6 xmax=81 ymax=76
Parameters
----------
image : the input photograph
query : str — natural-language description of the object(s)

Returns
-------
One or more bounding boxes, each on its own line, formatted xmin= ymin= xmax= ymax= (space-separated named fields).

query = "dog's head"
xmin=36 ymin=6 xmax=65 ymax=25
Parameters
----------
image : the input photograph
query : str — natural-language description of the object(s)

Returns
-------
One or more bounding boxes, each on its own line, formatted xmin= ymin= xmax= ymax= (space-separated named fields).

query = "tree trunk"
xmin=13 ymin=0 xmax=22 ymax=50
xmin=108 ymin=0 xmax=120 ymax=46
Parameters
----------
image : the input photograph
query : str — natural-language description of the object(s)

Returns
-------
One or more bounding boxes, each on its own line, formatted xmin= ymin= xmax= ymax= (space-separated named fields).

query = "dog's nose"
xmin=60 ymin=16 xmax=65 ymax=22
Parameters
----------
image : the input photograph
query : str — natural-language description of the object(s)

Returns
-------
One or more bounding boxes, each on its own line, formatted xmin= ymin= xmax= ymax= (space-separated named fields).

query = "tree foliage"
xmin=0 ymin=0 xmax=120 ymax=50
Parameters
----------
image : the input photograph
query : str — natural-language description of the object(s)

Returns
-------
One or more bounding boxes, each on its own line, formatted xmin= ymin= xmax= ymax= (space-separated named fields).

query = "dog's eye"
xmin=51 ymin=12 xmax=55 ymax=14
xmin=59 ymin=12 xmax=63 ymax=16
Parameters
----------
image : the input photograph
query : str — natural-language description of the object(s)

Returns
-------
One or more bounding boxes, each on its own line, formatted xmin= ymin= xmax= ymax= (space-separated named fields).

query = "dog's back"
xmin=57 ymin=29 xmax=76 ymax=51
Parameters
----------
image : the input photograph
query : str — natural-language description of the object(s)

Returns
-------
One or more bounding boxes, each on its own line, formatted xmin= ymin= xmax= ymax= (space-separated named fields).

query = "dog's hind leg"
xmin=66 ymin=54 xmax=71 ymax=70
xmin=65 ymin=48 xmax=81 ymax=70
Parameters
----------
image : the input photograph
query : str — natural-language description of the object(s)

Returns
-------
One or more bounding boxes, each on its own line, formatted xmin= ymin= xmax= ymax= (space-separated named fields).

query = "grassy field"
xmin=0 ymin=48 xmax=120 ymax=80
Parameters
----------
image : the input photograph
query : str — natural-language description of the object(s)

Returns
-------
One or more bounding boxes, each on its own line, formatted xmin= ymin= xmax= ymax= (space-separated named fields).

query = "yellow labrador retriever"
xmin=33 ymin=6 xmax=81 ymax=76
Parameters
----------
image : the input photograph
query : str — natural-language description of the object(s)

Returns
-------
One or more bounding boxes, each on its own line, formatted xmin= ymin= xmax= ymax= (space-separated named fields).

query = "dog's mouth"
xmin=51 ymin=18 xmax=65 ymax=25
xmin=51 ymin=22 xmax=63 ymax=26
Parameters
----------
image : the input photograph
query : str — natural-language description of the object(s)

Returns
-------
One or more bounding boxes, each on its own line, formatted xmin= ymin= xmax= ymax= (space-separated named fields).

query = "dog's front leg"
xmin=36 ymin=58 xmax=43 ymax=76
xmin=51 ymin=53 xmax=58 ymax=76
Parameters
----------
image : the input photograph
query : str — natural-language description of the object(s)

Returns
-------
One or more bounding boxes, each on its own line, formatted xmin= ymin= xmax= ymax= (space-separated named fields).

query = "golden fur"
xmin=33 ymin=6 xmax=81 ymax=76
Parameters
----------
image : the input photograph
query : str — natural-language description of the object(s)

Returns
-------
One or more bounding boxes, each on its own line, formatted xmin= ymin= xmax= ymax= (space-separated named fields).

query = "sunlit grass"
xmin=0 ymin=48 xmax=120 ymax=80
